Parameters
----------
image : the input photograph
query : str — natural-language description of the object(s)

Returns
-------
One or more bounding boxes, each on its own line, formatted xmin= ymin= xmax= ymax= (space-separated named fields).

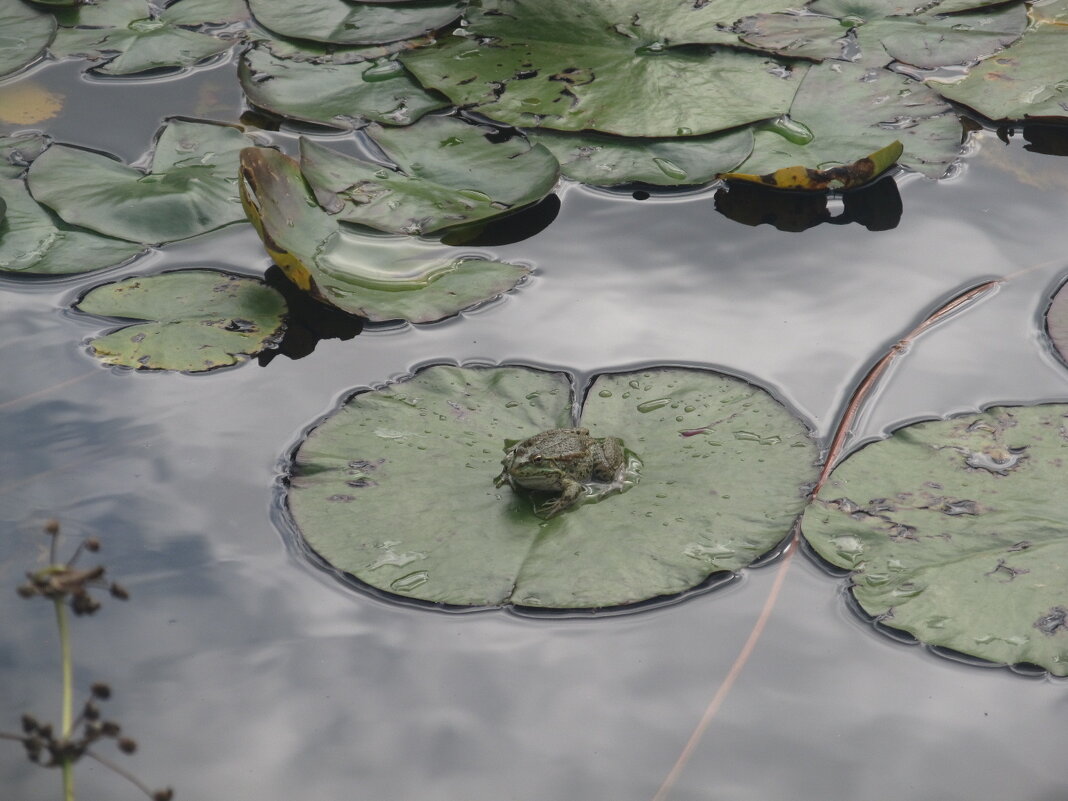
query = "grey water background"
xmin=2 ymin=61 xmax=1068 ymax=800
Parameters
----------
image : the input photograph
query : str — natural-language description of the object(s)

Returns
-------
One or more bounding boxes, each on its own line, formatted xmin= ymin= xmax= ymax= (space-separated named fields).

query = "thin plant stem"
xmin=86 ymin=750 xmax=157 ymax=798
xmin=53 ymin=598 xmax=75 ymax=801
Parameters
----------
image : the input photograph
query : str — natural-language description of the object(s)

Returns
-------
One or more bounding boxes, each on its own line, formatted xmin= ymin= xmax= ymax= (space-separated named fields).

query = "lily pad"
xmin=929 ymin=25 xmax=1068 ymax=122
xmin=528 ymin=127 xmax=754 ymax=187
xmin=722 ymin=140 xmax=902 ymax=192
xmin=400 ymin=0 xmax=807 ymax=138
xmin=0 ymin=131 xmax=50 ymax=178
xmin=247 ymin=0 xmax=466 ymax=45
xmin=286 ymin=364 xmax=818 ymax=608
xmin=0 ymin=1 xmax=56 ymax=79
xmin=299 ymin=116 xmax=559 ymax=233
xmin=1044 ymin=276 xmax=1068 ymax=366
xmin=734 ymin=62 xmax=962 ymax=180
xmin=802 ymin=405 xmax=1068 ymax=676
xmin=51 ymin=0 xmax=247 ymax=75
xmin=238 ymin=40 xmax=449 ymax=129
xmin=27 ymin=119 xmax=255 ymax=244
xmin=240 ymin=146 xmax=530 ymax=322
xmin=0 ymin=177 xmax=144 ymax=275
xmin=740 ymin=2 xmax=1027 ymax=69
xmin=74 ymin=270 xmax=287 ymax=371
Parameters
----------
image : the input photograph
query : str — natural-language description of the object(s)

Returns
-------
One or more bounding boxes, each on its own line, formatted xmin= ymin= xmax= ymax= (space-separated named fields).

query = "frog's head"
xmin=494 ymin=441 xmax=565 ymax=490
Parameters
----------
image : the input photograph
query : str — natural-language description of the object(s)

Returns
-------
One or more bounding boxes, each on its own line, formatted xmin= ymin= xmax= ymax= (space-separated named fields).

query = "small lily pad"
xmin=238 ymin=41 xmax=449 ymax=130
xmin=929 ymin=25 xmax=1068 ymax=122
xmin=286 ymin=364 xmax=818 ymax=609
xmin=528 ymin=127 xmax=754 ymax=187
xmin=723 ymin=140 xmax=902 ymax=192
xmin=802 ymin=405 xmax=1068 ymax=676
xmin=0 ymin=131 xmax=51 ymax=178
xmin=247 ymin=0 xmax=466 ymax=45
xmin=400 ymin=0 xmax=807 ymax=138
xmin=240 ymin=146 xmax=530 ymax=323
xmin=51 ymin=0 xmax=247 ymax=75
xmin=74 ymin=270 xmax=287 ymax=372
xmin=27 ymin=119 xmax=255 ymax=244
xmin=0 ymin=0 xmax=56 ymax=79
xmin=734 ymin=61 xmax=962 ymax=180
xmin=0 ymin=177 xmax=144 ymax=275
xmin=299 ymin=116 xmax=559 ymax=233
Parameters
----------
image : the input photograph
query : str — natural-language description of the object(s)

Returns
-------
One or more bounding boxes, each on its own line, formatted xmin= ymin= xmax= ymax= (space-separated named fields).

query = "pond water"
xmin=3 ymin=57 xmax=1068 ymax=800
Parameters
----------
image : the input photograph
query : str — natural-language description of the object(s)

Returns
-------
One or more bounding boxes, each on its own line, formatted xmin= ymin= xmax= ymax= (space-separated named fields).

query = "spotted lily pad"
xmin=734 ymin=61 xmax=962 ymax=180
xmin=0 ymin=1 xmax=56 ymax=79
xmin=299 ymin=116 xmax=559 ymax=233
xmin=27 ymin=119 xmax=255 ymax=244
xmin=528 ymin=127 xmax=754 ymax=187
xmin=238 ymin=41 xmax=449 ymax=130
xmin=400 ymin=0 xmax=807 ymax=138
xmin=51 ymin=0 xmax=247 ymax=75
xmin=240 ymin=146 xmax=529 ymax=323
xmin=929 ymin=24 xmax=1068 ymax=122
xmin=286 ymin=364 xmax=818 ymax=608
xmin=247 ymin=0 xmax=466 ymax=45
xmin=74 ymin=270 xmax=287 ymax=371
xmin=802 ymin=405 xmax=1068 ymax=676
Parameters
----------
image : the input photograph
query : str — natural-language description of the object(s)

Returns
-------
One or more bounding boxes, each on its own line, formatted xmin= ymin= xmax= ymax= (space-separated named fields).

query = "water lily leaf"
xmin=74 ymin=270 xmax=287 ymax=372
xmin=745 ymin=2 xmax=1027 ymax=69
xmin=1044 ymin=277 xmax=1068 ymax=366
xmin=0 ymin=1 xmax=56 ymax=79
xmin=299 ymin=116 xmax=558 ymax=233
xmin=734 ymin=61 xmax=961 ymax=180
xmin=240 ymin=146 xmax=530 ymax=323
xmin=0 ymin=131 xmax=50 ymax=179
xmin=286 ymin=364 xmax=818 ymax=608
xmin=27 ymin=119 xmax=255 ymax=244
xmin=51 ymin=0 xmax=246 ymax=75
xmin=722 ymin=140 xmax=902 ymax=191
xmin=929 ymin=26 xmax=1068 ymax=122
xmin=0 ymin=177 xmax=144 ymax=275
xmin=802 ymin=405 xmax=1068 ymax=676
xmin=239 ymin=41 xmax=449 ymax=130
xmin=247 ymin=0 xmax=466 ymax=45
xmin=528 ymin=127 xmax=754 ymax=187
xmin=400 ymin=0 xmax=807 ymax=138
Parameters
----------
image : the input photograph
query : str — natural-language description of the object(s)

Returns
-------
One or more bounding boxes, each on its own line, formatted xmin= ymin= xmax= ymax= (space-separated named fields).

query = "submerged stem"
xmin=54 ymin=598 xmax=75 ymax=801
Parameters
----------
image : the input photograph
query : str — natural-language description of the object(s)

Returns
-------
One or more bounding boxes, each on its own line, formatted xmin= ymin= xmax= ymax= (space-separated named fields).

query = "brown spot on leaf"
xmin=1034 ymin=606 xmax=1068 ymax=636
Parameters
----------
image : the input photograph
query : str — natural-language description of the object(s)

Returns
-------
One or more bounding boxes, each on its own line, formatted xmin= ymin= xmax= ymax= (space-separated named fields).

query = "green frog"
xmin=494 ymin=427 xmax=625 ymax=518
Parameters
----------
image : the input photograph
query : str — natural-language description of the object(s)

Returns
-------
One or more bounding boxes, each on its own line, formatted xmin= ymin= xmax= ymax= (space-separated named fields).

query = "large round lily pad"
xmin=286 ymin=364 xmax=818 ymax=609
xmin=238 ymin=41 xmax=449 ymax=130
xmin=802 ymin=405 xmax=1068 ymax=675
xmin=75 ymin=270 xmax=287 ymax=371
xmin=27 ymin=119 xmax=255 ymax=244
xmin=400 ymin=0 xmax=807 ymax=138
xmin=299 ymin=116 xmax=559 ymax=233
xmin=240 ymin=146 xmax=530 ymax=323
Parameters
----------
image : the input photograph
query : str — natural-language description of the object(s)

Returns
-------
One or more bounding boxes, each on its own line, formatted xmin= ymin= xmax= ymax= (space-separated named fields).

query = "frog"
xmin=494 ymin=427 xmax=625 ymax=518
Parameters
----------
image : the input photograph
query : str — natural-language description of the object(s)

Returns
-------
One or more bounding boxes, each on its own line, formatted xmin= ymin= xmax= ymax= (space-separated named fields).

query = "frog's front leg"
xmin=539 ymin=477 xmax=586 ymax=519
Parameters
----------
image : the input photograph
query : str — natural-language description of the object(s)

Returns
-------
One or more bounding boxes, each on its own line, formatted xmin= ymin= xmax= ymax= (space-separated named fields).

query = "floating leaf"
xmin=299 ymin=116 xmax=558 ymax=233
xmin=529 ymin=127 xmax=753 ymax=187
xmin=74 ymin=270 xmax=287 ymax=371
xmin=27 ymin=119 xmax=255 ymax=244
xmin=51 ymin=0 xmax=247 ymax=75
xmin=240 ymin=146 xmax=529 ymax=323
xmin=802 ymin=405 xmax=1068 ymax=676
xmin=929 ymin=25 xmax=1068 ymax=122
xmin=286 ymin=364 xmax=818 ymax=608
xmin=247 ymin=0 xmax=466 ymax=45
xmin=0 ymin=177 xmax=144 ymax=275
xmin=238 ymin=40 xmax=449 ymax=129
xmin=400 ymin=0 xmax=807 ymax=138
xmin=1044 ymin=276 xmax=1068 ymax=366
xmin=0 ymin=131 xmax=50 ymax=178
xmin=734 ymin=62 xmax=961 ymax=180
xmin=723 ymin=140 xmax=902 ymax=191
xmin=0 ymin=0 xmax=56 ymax=79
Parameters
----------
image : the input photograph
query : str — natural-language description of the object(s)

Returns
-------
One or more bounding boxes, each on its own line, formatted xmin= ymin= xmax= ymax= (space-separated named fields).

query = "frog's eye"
xmin=531 ymin=454 xmax=543 ymax=463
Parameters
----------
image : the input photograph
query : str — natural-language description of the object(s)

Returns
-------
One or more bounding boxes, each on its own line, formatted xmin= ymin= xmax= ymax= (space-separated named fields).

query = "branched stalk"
xmin=54 ymin=597 xmax=75 ymax=801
